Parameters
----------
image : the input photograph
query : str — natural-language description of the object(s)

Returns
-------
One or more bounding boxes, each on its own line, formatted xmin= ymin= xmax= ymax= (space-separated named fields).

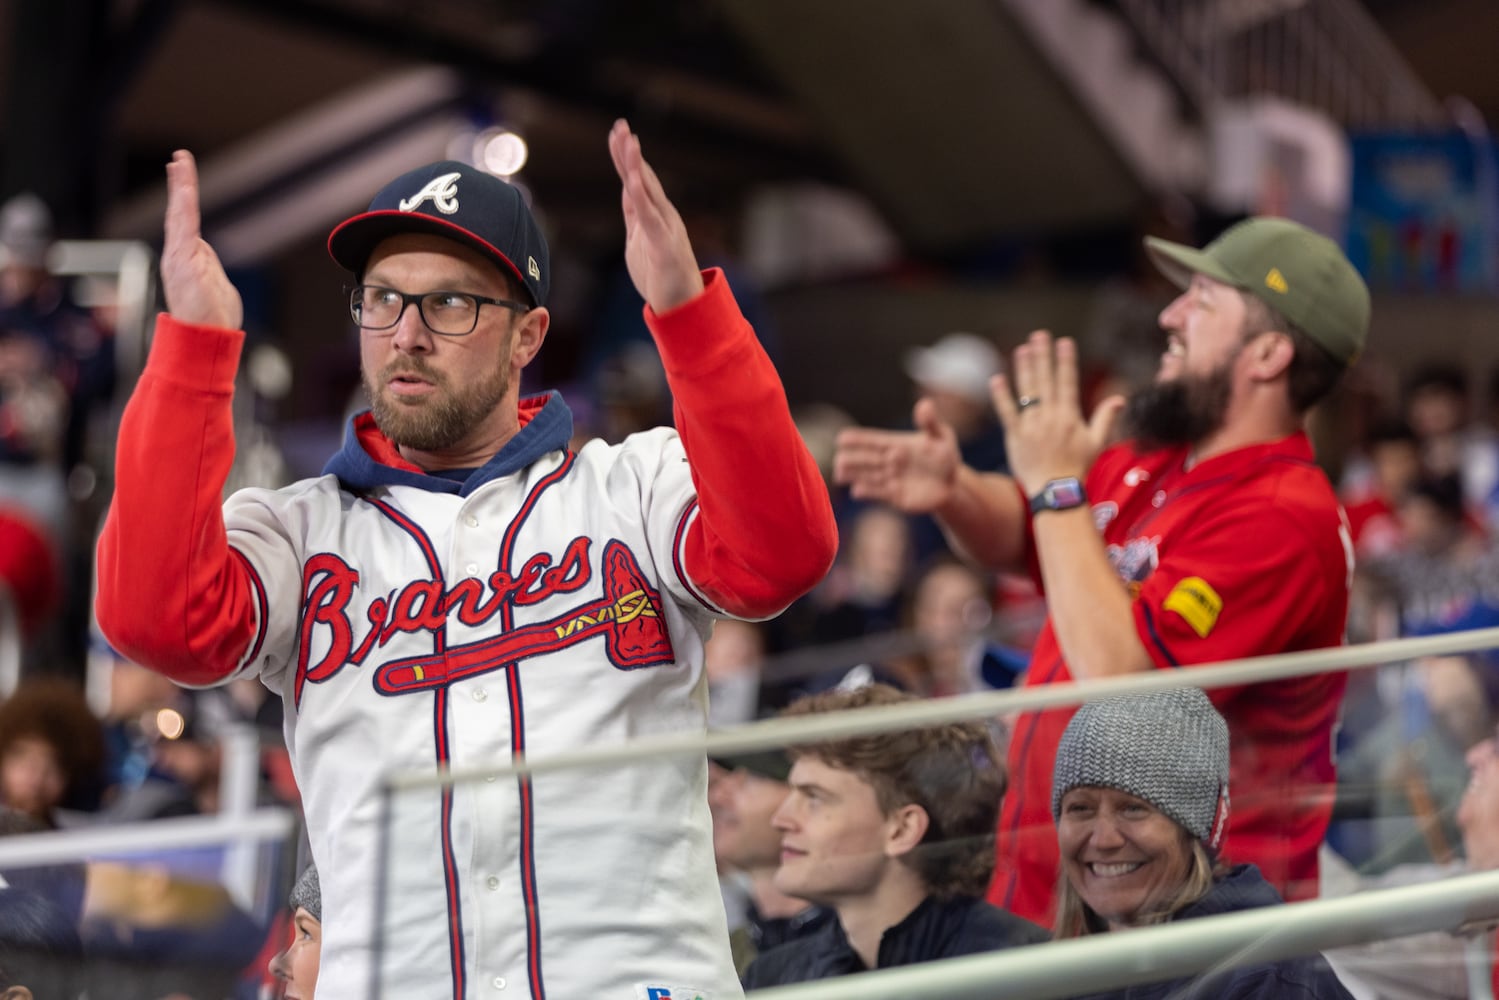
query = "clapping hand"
xmin=991 ymin=331 xmax=1123 ymax=494
xmin=608 ymin=119 xmax=704 ymax=314
xmin=832 ymin=399 xmax=962 ymax=513
xmin=161 ymin=150 xmax=243 ymax=331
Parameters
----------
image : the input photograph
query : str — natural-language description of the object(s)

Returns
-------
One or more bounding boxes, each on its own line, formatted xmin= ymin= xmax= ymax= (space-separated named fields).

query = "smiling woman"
xmin=1050 ymin=689 xmax=1355 ymax=999
xmin=269 ymin=866 xmax=322 ymax=1000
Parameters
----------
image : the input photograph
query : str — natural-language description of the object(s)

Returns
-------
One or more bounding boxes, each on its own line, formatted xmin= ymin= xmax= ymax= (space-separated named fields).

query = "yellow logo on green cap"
xmin=1264 ymin=268 xmax=1288 ymax=294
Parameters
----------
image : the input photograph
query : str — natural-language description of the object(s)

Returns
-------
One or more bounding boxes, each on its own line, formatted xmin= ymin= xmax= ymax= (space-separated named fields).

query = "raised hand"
xmin=161 ymin=150 xmax=243 ymax=331
xmin=991 ymin=331 xmax=1123 ymax=494
xmin=1460 ymin=733 xmax=1499 ymax=870
xmin=832 ymin=398 xmax=962 ymax=513
xmin=607 ymin=119 xmax=703 ymax=313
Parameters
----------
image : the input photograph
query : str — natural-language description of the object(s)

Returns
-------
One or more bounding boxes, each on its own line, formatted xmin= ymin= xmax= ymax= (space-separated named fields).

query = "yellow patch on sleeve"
xmin=1163 ymin=576 xmax=1223 ymax=638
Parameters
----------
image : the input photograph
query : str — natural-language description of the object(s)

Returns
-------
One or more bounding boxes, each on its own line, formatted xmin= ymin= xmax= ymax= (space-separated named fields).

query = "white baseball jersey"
xmin=233 ymin=410 xmax=737 ymax=1000
xmin=95 ymin=272 xmax=838 ymax=1000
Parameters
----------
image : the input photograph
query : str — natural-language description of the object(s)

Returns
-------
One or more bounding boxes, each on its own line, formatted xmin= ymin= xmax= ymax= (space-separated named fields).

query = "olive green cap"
xmin=1144 ymin=216 xmax=1370 ymax=366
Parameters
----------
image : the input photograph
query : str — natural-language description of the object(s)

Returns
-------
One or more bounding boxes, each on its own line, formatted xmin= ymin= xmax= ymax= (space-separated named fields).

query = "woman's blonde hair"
xmin=1053 ymin=831 xmax=1222 ymax=938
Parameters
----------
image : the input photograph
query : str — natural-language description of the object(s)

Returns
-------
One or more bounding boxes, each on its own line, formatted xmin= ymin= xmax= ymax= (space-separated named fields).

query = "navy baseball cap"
xmin=710 ymin=748 xmax=792 ymax=782
xmin=328 ymin=160 xmax=549 ymax=307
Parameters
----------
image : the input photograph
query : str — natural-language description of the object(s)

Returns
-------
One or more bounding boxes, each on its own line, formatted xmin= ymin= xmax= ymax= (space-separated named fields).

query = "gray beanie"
xmin=289 ymin=864 xmax=321 ymax=922
xmin=1051 ymin=688 xmax=1230 ymax=848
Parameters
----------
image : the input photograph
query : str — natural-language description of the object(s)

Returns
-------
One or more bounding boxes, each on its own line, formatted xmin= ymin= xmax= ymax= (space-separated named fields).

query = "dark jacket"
xmin=730 ymin=902 xmax=836 ymax=976
xmin=742 ymin=893 xmax=1048 ymax=988
xmin=1069 ymin=865 xmax=1354 ymax=1000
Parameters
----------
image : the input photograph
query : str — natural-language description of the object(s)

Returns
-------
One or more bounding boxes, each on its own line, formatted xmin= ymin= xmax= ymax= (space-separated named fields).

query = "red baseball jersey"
xmin=989 ymin=432 xmax=1352 ymax=925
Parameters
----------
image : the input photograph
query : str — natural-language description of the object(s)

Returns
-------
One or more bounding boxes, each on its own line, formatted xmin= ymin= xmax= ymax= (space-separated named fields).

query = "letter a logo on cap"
xmin=399 ymin=172 xmax=462 ymax=215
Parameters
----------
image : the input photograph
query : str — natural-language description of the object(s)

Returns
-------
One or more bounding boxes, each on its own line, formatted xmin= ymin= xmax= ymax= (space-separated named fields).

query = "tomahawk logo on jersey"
xmin=293 ymin=536 xmax=674 ymax=703
xmin=217 ymin=407 xmax=762 ymax=999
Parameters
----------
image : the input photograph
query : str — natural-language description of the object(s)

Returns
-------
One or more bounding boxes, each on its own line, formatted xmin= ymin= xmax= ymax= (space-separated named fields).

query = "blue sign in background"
xmin=1346 ymin=131 xmax=1499 ymax=294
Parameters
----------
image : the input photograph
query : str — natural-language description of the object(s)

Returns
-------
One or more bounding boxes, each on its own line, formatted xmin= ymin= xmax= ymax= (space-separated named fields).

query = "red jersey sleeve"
xmin=644 ymin=268 xmax=837 ymax=618
xmin=94 ymin=314 xmax=259 ymax=684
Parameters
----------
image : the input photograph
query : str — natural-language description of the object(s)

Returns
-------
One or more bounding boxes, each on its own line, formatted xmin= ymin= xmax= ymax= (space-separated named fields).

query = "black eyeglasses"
xmin=349 ymin=284 xmax=530 ymax=336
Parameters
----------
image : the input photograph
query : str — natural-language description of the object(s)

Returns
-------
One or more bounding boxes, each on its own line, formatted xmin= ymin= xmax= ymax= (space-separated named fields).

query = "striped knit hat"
xmin=1051 ymin=688 xmax=1230 ymax=848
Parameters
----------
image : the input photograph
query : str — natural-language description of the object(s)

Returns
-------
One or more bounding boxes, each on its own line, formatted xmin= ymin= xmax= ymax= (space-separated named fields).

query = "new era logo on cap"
xmin=1264 ymin=267 xmax=1288 ymax=294
xmin=328 ymin=160 xmax=551 ymax=307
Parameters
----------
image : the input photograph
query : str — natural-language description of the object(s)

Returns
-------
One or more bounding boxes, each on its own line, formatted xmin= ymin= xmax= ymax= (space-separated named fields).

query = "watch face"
xmin=1049 ymin=479 xmax=1085 ymax=508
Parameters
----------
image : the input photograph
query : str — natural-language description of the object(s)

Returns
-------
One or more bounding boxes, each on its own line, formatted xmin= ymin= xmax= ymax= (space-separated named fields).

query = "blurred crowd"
xmin=0 ymin=662 xmax=298 ymax=999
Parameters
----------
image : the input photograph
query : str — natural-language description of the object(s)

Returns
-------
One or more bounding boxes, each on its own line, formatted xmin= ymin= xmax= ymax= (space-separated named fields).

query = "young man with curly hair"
xmin=742 ymin=684 xmax=1046 ymax=987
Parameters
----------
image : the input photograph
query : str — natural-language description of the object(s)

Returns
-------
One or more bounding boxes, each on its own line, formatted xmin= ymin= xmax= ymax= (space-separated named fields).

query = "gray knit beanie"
xmin=1051 ymin=688 xmax=1230 ymax=848
xmin=289 ymin=864 xmax=321 ymax=922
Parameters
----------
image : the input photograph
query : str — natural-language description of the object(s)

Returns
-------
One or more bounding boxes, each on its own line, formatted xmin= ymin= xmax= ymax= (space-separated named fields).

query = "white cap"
xmin=903 ymin=333 xmax=1000 ymax=403
xmin=0 ymin=193 xmax=52 ymax=268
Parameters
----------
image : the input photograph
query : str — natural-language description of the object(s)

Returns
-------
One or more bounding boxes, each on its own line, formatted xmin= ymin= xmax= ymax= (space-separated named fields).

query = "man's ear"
xmin=885 ymin=803 xmax=930 ymax=859
xmin=1248 ymin=330 xmax=1295 ymax=382
xmin=510 ymin=306 xmax=550 ymax=370
xmin=3 ymin=985 xmax=36 ymax=1000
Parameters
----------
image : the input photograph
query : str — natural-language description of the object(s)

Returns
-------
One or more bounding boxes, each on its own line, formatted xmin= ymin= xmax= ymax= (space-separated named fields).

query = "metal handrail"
xmin=371 ymin=628 xmax=1499 ymax=996
xmin=0 ymin=583 xmax=19 ymax=699
xmin=0 ymin=807 xmax=297 ymax=870
xmin=48 ymin=238 xmax=157 ymax=402
xmin=747 ymin=867 xmax=1499 ymax=999
xmin=383 ymin=626 xmax=1499 ymax=790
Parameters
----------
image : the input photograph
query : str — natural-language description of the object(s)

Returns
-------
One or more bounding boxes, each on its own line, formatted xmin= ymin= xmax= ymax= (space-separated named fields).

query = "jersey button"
xmin=465 ymin=514 xmax=479 ymax=528
xmin=473 ymin=688 xmax=487 ymax=702
xmin=487 ymin=875 xmax=500 ymax=890
xmin=492 ymin=977 xmax=507 ymax=990
xmin=1152 ymin=489 xmax=1167 ymax=508
xmin=465 ymin=562 xmax=480 ymax=577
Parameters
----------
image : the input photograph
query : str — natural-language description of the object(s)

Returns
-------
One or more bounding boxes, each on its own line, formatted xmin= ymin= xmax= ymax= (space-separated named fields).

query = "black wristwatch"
xmin=1029 ymin=477 xmax=1088 ymax=514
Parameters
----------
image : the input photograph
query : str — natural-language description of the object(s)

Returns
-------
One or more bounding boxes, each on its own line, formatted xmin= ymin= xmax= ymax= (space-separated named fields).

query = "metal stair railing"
xmin=1116 ymin=0 xmax=1445 ymax=129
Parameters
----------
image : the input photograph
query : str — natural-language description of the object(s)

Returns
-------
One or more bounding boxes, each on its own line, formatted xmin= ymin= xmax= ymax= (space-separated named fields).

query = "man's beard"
xmin=1121 ymin=359 xmax=1234 ymax=452
xmin=364 ymin=356 xmax=510 ymax=453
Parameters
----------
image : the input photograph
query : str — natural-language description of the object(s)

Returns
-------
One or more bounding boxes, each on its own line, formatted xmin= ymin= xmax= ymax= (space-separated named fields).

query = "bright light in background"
xmin=156 ymin=707 xmax=186 ymax=740
xmin=476 ymin=128 xmax=528 ymax=176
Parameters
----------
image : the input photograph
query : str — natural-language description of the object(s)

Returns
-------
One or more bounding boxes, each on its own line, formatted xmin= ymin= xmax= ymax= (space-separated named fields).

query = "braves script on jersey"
xmin=989 ymin=432 xmax=1352 ymax=925
xmin=96 ymin=272 xmax=836 ymax=999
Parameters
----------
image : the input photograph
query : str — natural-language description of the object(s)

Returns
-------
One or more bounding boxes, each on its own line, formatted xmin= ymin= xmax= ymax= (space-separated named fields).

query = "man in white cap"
xmin=901 ymin=333 xmax=1009 ymax=568
xmin=903 ymin=332 xmax=1007 ymax=475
